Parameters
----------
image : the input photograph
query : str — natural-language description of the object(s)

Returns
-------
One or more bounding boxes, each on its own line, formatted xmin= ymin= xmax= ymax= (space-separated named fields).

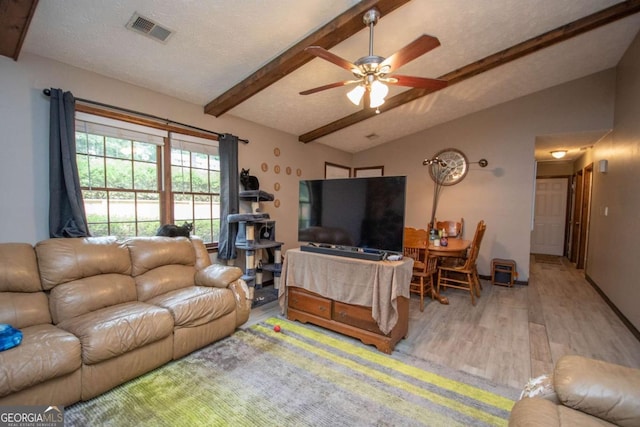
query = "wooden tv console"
xmin=282 ymin=248 xmax=411 ymax=354
xmin=287 ymin=287 xmax=408 ymax=354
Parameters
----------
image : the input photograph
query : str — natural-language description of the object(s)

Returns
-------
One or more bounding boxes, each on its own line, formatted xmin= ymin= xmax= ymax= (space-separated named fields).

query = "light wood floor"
xmin=246 ymin=255 xmax=640 ymax=390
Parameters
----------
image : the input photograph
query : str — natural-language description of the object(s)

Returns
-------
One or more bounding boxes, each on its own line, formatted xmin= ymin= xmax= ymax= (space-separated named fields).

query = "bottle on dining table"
xmin=440 ymin=228 xmax=448 ymax=247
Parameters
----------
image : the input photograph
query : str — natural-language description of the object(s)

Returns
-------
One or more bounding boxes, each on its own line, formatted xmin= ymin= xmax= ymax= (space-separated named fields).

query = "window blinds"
xmin=170 ymin=132 xmax=218 ymax=156
xmin=75 ymin=112 xmax=167 ymax=145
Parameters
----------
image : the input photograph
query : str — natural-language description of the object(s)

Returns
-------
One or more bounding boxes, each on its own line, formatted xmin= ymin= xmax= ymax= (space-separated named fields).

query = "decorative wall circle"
xmin=274 ymin=199 xmax=281 ymax=208
xmin=274 ymin=182 xmax=281 ymax=191
xmin=261 ymin=162 xmax=268 ymax=172
xmin=427 ymin=148 xmax=469 ymax=186
xmin=274 ymin=165 xmax=281 ymax=174
xmin=273 ymin=148 xmax=281 ymax=157
xmin=296 ymin=168 xmax=302 ymax=177
xmin=286 ymin=166 xmax=292 ymax=175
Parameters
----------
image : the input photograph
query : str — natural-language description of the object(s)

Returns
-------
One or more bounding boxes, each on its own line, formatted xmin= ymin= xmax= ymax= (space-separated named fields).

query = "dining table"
xmin=427 ymin=238 xmax=472 ymax=304
xmin=428 ymin=238 xmax=471 ymax=258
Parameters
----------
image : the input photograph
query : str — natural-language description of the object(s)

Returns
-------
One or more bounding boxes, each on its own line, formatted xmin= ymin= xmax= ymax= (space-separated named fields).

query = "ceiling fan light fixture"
xmin=347 ymin=84 xmax=366 ymax=105
xmin=551 ymin=150 xmax=567 ymax=159
xmin=369 ymin=79 xmax=388 ymax=108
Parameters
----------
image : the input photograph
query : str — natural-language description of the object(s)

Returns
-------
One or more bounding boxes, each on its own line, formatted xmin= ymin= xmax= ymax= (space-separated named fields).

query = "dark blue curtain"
xmin=48 ymin=88 xmax=90 ymax=237
xmin=217 ymin=133 xmax=239 ymax=260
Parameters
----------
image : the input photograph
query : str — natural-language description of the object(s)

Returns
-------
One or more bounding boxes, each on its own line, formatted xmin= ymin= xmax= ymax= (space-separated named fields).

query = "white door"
xmin=531 ymin=178 xmax=568 ymax=255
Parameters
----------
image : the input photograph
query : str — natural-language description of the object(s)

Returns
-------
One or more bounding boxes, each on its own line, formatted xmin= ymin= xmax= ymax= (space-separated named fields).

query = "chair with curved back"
xmin=403 ymin=227 xmax=438 ymax=312
xmin=436 ymin=220 xmax=486 ymax=305
xmin=434 ymin=218 xmax=464 ymax=238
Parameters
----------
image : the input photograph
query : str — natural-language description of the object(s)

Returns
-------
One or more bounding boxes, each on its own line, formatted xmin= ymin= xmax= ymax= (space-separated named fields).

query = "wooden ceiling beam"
xmin=203 ymin=0 xmax=411 ymax=117
xmin=299 ymin=0 xmax=640 ymax=143
xmin=0 ymin=0 xmax=39 ymax=60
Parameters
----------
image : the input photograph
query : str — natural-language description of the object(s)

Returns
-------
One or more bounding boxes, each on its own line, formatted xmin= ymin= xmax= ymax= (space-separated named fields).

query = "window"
xmin=75 ymin=113 xmax=220 ymax=245
xmin=170 ymin=134 xmax=221 ymax=244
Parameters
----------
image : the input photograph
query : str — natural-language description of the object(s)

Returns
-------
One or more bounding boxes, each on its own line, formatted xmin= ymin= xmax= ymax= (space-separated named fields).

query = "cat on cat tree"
xmin=240 ymin=168 xmax=259 ymax=191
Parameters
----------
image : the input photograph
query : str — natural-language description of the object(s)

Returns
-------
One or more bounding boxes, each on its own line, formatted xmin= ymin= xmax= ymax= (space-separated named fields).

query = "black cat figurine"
xmin=156 ymin=222 xmax=193 ymax=237
xmin=240 ymin=168 xmax=260 ymax=191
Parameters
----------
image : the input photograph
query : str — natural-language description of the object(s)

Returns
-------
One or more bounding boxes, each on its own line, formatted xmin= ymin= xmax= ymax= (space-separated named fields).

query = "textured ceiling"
xmin=21 ymin=0 xmax=640 ymax=158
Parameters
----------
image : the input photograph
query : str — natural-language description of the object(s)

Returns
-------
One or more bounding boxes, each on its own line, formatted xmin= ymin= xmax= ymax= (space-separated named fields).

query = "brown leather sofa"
xmin=509 ymin=355 xmax=640 ymax=427
xmin=0 ymin=236 xmax=251 ymax=406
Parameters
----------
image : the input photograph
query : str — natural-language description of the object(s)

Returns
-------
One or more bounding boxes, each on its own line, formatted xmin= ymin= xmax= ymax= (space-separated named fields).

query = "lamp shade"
xmin=369 ymin=80 xmax=389 ymax=108
xmin=551 ymin=150 xmax=567 ymax=159
xmin=347 ymin=84 xmax=365 ymax=106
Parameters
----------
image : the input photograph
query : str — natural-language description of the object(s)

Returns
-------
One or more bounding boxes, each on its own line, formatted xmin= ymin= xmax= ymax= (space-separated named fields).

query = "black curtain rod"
xmin=42 ymin=88 xmax=249 ymax=144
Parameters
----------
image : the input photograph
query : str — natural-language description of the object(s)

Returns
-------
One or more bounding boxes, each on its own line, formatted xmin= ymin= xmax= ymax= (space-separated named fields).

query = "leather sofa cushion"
xmin=0 ymin=243 xmax=42 ymax=293
xmin=509 ymin=397 xmax=617 ymax=426
xmin=36 ymin=237 xmax=131 ymax=291
xmin=555 ymin=355 xmax=640 ymax=427
xmin=0 ymin=324 xmax=81 ymax=398
xmin=196 ymin=264 xmax=243 ymax=288
xmin=125 ymin=237 xmax=195 ymax=277
xmin=0 ymin=292 xmax=51 ymax=329
xmin=148 ymin=286 xmax=236 ymax=328
xmin=48 ymin=273 xmax=137 ymax=324
xmin=58 ymin=302 xmax=173 ymax=365
xmin=191 ymin=237 xmax=213 ymax=270
xmin=135 ymin=265 xmax=197 ymax=302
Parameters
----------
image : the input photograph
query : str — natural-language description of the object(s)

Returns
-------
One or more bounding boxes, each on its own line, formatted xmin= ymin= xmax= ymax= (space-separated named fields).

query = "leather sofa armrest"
xmin=195 ymin=264 xmax=251 ymax=327
xmin=195 ymin=264 xmax=243 ymax=288
xmin=228 ymin=280 xmax=252 ymax=327
xmin=554 ymin=355 xmax=640 ymax=427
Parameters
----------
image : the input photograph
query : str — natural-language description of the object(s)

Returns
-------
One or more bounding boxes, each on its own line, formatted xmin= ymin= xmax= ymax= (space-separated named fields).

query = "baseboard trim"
xmin=585 ymin=274 xmax=640 ymax=343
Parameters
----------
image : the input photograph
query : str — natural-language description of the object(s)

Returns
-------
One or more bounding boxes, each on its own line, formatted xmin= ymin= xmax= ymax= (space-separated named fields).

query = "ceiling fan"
xmin=300 ymin=8 xmax=447 ymax=110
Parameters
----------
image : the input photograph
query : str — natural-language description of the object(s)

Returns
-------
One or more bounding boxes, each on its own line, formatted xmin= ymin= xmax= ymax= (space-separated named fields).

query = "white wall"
xmin=353 ymin=69 xmax=616 ymax=281
xmin=0 ymin=53 xmax=351 ymax=248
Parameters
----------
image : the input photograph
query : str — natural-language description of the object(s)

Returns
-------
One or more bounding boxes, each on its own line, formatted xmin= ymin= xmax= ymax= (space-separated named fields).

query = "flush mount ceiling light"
xmin=551 ymin=150 xmax=567 ymax=159
xmin=300 ymin=8 xmax=447 ymax=111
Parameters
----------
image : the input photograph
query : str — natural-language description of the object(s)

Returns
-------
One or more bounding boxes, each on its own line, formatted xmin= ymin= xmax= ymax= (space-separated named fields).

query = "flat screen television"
xmin=298 ymin=176 xmax=406 ymax=253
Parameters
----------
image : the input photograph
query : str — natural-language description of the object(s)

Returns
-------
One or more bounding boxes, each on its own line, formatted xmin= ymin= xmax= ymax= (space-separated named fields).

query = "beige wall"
xmin=353 ymin=69 xmax=616 ymax=281
xmin=0 ymin=53 xmax=351 ymax=250
xmin=536 ymin=161 xmax=574 ymax=177
xmin=1 ymin=45 xmax=636 ymax=326
xmin=586 ymin=30 xmax=640 ymax=331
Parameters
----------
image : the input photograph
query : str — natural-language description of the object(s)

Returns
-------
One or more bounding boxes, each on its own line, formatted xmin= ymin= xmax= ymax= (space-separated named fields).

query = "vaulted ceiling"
xmin=3 ymin=0 xmax=640 ymax=159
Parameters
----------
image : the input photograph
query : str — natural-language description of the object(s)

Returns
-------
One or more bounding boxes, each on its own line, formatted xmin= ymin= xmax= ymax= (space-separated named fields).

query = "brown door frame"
xmin=577 ymin=164 xmax=593 ymax=269
xmin=570 ymin=171 xmax=583 ymax=263
xmin=569 ymin=164 xmax=594 ymax=268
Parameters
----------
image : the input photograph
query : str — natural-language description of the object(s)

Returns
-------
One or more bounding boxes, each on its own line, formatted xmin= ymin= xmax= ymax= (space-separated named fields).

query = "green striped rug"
xmin=65 ymin=317 xmax=518 ymax=426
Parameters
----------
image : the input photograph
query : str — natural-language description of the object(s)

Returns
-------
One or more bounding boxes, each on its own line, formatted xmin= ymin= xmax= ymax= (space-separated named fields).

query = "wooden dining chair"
xmin=436 ymin=220 xmax=486 ymax=305
xmin=403 ymin=227 xmax=438 ymax=311
xmin=435 ymin=218 xmax=464 ymax=238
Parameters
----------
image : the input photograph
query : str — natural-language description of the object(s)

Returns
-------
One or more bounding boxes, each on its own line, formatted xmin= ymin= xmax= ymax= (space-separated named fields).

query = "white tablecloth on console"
xmin=278 ymin=248 xmax=413 ymax=335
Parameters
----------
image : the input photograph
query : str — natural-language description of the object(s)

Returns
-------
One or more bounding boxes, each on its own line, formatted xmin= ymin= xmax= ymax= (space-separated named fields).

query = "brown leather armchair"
xmin=509 ymin=355 xmax=640 ymax=426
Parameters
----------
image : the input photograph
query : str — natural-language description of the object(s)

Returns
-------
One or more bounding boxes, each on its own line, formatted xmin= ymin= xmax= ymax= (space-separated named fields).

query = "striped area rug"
xmin=65 ymin=317 xmax=518 ymax=426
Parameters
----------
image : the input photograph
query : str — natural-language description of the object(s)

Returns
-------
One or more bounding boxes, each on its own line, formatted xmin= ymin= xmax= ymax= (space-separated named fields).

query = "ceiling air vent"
xmin=126 ymin=12 xmax=173 ymax=43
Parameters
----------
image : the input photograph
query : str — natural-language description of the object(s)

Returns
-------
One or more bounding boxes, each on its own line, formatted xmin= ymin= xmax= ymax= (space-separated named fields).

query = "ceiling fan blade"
xmin=299 ymin=80 xmax=359 ymax=95
xmin=305 ymin=46 xmax=360 ymax=74
xmin=379 ymin=35 xmax=441 ymax=73
xmin=387 ymin=75 xmax=447 ymax=90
